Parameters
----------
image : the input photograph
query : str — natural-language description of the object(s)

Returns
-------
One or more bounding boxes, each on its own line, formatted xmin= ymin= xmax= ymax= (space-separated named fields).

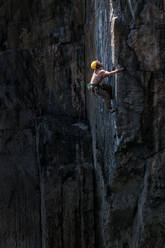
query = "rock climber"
xmin=88 ymin=60 xmax=124 ymax=112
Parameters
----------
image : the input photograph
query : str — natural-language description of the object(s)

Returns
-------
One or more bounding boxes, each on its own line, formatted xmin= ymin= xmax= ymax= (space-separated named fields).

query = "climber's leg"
xmin=97 ymin=87 xmax=115 ymax=112
xmin=101 ymin=83 xmax=113 ymax=99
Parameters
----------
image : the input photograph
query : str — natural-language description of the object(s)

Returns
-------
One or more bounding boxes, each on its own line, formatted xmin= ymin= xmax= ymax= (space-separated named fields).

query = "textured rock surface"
xmin=86 ymin=0 xmax=165 ymax=247
xmin=0 ymin=1 xmax=94 ymax=248
xmin=1 ymin=0 xmax=165 ymax=248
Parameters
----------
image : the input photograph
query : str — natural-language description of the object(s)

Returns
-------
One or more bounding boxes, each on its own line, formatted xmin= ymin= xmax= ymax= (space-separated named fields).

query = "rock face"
xmin=86 ymin=0 xmax=165 ymax=247
xmin=0 ymin=0 xmax=165 ymax=248
xmin=0 ymin=1 xmax=94 ymax=248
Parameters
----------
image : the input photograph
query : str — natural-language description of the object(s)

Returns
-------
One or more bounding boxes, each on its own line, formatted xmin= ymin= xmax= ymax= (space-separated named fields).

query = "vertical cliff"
xmin=0 ymin=1 xmax=94 ymax=248
xmin=86 ymin=0 xmax=165 ymax=247
xmin=0 ymin=0 xmax=165 ymax=248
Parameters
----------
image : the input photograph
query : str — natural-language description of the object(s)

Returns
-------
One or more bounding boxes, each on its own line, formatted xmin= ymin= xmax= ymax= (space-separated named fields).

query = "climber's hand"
xmin=116 ymin=67 xmax=124 ymax=72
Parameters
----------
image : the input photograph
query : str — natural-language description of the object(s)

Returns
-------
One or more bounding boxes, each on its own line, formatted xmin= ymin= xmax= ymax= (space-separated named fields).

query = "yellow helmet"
xmin=91 ymin=60 xmax=102 ymax=70
xmin=91 ymin=61 xmax=97 ymax=70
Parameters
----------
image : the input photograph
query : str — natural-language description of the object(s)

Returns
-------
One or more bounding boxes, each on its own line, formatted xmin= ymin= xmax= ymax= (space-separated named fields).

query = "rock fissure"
xmin=139 ymin=147 xmax=165 ymax=161
xmin=35 ymin=125 xmax=45 ymax=248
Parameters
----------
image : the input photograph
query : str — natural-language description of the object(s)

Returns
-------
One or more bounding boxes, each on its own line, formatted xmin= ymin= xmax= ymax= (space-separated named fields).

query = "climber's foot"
xmin=109 ymin=108 xmax=116 ymax=113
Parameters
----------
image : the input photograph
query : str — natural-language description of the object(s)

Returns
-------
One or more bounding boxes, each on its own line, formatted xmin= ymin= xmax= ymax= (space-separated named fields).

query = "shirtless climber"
xmin=88 ymin=60 xmax=124 ymax=112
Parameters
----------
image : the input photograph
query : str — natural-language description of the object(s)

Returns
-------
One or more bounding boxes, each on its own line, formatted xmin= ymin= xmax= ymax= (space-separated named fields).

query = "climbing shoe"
xmin=109 ymin=108 xmax=116 ymax=113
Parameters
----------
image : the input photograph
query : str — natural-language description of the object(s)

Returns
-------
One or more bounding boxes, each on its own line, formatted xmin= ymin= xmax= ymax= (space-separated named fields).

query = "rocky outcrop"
xmin=0 ymin=0 xmax=165 ymax=248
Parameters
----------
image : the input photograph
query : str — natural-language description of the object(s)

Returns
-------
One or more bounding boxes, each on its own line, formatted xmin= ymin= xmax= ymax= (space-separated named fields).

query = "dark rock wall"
xmin=1 ymin=0 xmax=165 ymax=248
xmin=86 ymin=0 xmax=165 ymax=247
xmin=0 ymin=1 xmax=94 ymax=248
xmin=0 ymin=0 xmax=86 ymax=118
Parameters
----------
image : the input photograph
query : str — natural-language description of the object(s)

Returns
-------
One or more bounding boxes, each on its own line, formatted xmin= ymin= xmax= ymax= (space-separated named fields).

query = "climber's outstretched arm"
xmin=103 ymin=67 xmax=124 ymax=78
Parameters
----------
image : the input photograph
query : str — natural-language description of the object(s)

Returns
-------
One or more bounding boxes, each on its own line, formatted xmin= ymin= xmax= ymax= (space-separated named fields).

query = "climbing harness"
xmin=87 ymin=83 xmax=99 ymax=94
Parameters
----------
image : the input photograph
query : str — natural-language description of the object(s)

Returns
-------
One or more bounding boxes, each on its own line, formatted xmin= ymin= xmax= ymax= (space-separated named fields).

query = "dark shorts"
xmin=88 ymin=83 xmax=112 ymax=98
xmin=87 ymin=83 xmax=113 ymax=109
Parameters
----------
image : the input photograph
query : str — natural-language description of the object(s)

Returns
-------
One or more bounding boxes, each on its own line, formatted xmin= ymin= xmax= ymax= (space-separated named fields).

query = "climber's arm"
xmin=103 ymin=68 xmax=124 ymax=78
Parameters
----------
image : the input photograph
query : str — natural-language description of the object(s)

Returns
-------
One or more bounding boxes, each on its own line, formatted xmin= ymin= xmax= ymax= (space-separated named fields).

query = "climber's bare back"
xmin=90 ymin=69 xmax=106 ymax=85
